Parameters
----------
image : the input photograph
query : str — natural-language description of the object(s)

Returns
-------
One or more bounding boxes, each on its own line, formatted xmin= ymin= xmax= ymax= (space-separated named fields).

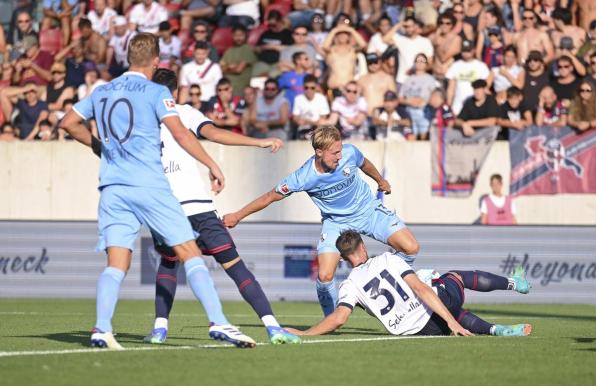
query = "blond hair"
xmin=127 ymin=33 xmax=160 ymax=67
xmin=311 ymin=125 xmax=341 ymax=150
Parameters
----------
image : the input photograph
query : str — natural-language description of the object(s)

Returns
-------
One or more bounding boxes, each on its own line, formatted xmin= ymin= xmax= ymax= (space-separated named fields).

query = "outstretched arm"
xmin=403 ymin=273 xmax=473 ymax=336
xmin=223 ymin=189 xmax=285 ymax=228
xmin=199 ymin=123 xmax=283 ymax=152
xmin=162 ymin=115 xmax=225 ymax=193
xmin=360 ymin=157 xmax=391 ymax=194
xmin=286 ymin=306 xmax=352 ymax=336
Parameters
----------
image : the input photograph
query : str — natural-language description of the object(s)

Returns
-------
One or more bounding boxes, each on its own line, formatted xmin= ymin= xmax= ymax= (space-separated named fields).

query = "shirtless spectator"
xmin=446 ymin=39 xmax=490 ymax=115
xmin=106 ymin=16 xmax=135 ymax=78
xmin=522 ymin=50 xmax=549 ymax=113
xmin=430 ymin=11 xmax=462 ymax=83
xmin=383 ymin=17 xmax=434 ymax=86
xmin=572 ymin=0 xmax=596 ymax=32
xmin=241 ymin=86 xmax=257 ymax=134
xmin=292 ymin=74 xmax=330 ymax=139
xmin=253 ymin=10 xmax=293 ymax=78
xmin=206 ymin=77 xmax=245 ymax=134
xmin=535 ymin=86 xmax=568 ymax=128
xmin=220 ymin=25 xmax=257 ymax=95
xmin=248 ymin=78 xmax=289 ymax=140
xmin=279 ymin=26 xmax=318 ymax=73
xmin=0 ymin=83 xmax=49 ymax=140
xmin=78 ymin=18 xmax=108 ymax=64
xmin=179 ymin=0 xmax=218 ymax=33
xmin=551 ymin=7 xmax=587 ymax=53
xmin=455 ymin=79 xmax=498 ymax=137
xmin=322 ymin=24 xmax=367 ymax=90
xmin=451 ymin=2 xmax=475 ymax=43
xmin=515 ymin=9 xmax=554 ymax=63
xmin=43 ymin=0 xmax=78 ymax=45
xmin=328 ymin=81 xmax=368 ymax=140
xmin=87 ymin=0 xmax=117 ymax=37
xmin=128 ymin=0 xmax=168 ymax=34
xmin=357 ymin=53 xmax=397 ymax=117
xmin=550 ymin=55 xmax=583 ymax=105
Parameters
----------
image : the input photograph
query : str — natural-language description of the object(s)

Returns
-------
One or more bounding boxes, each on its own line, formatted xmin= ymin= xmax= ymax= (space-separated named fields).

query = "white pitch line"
xmin=0 ymin=335 xmax=451 ymax=358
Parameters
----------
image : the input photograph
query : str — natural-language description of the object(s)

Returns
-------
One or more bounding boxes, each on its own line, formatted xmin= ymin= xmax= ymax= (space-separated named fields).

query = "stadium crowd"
xmin=0 ymin=0 xmax=594 ymax=142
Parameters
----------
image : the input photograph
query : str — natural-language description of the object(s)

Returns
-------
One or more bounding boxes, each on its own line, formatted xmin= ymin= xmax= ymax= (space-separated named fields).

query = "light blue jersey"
xmin=73 ymin=71 xmax=179 ymax=189
xmin=275 ymin=144 xmax=374 ymax=223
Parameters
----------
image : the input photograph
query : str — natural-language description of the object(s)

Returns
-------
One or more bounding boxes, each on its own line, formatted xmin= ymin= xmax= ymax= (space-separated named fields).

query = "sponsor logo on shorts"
xmin=163 ymin=99 xmax=176 ymax=111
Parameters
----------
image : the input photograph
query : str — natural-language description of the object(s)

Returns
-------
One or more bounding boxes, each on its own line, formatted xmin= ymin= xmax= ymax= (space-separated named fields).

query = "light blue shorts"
xmin=317 ymin=199 xmax=407 ymax=254
xmin=96 ymin=185 xmax=196 ymax=252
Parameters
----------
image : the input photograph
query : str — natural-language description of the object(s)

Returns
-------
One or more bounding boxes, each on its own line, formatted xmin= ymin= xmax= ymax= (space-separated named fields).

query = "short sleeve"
xmin=73 ymin=95 xmax=94 ymax=120
xmin=347 ymin=144 xmax=364 ymax=167
xmin=480 ymin=197 xmax=488 ymax=214
xmin=357 ymin=97 xmax=368 ymax=114
xmin=154 ymin=86 xmax=179 ymax=121
xmin=337 ymin=280 xmax=359 ymax=310
xmin=188 ymin=108 xmax=213 ymax=137
xmin=179 ymin=64 xmax=190 ymax=87
xmin=292 ymin=96 xmax=303 ymax=115
xmin=275 ymin=166 xmax=307 ymax=196
xmin=387 ymin=254 xmax=415 ymax=279
xmin=445 ymin=62 xmax=458 ymax=80
xmin=318 ymin=95 xmax=330 ymax=115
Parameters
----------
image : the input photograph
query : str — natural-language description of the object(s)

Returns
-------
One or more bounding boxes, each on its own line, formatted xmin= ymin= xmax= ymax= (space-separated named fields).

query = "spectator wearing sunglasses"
xmin=292 ymin=75 xmax=330 ymax=139
xmin=550 ymin=55 xmax=583 ymax=105
xmin=430 ymin=11 xmax=462 ymax=83
xmin=514 ymin=9 xmax=554 ymax=64
xmin=358 ymin=53 xmax=397 ymax=117
xmin=279 ymin=26 xmax=318 ymax=74
xmin=522 ymin=50 xmax=549 ymax=113
xmin=328 ymin=81 xmax=369 ymax=140
xmin=182 ymin=21 xmax=219 ymax=64
xmin=248 ymin=78 xmax=289 ymax=140
xmin=206 ymin=78 xmax=246 ymax=134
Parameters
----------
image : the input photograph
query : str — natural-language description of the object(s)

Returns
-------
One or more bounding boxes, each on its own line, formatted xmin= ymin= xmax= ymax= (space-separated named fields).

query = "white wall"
xmin=1 ymin=141 xmax=594 ymax=224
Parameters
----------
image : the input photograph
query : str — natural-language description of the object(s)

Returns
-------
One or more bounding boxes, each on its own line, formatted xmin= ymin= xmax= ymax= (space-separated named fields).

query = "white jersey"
xmin=338 ymin=252 xmax=434 ymax=335
xmin=160 ymin=104 xmax=216 ymax=216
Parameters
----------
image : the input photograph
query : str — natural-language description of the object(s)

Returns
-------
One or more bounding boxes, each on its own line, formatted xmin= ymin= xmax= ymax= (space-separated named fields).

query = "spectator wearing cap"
xmin=179 ymin=41 xmax=222 ymax=104
xmin=497 ymin=86 xmax=533 ymax=140
xmin=522 ymin=50 xmax=549 ymax=113
xmin=513 ymin=9 xmax=554 ymax=64
xmin=181 ymin=21 xmax=219 ymax=64
xmin=87 ymin=0 xmax=117 ymax=37
xmin=253 ymin=10 xmax=294 ymax=78
xmin=42 ymin=0 xmax=79 ymax=45
xmin=278 ymin=51 xmax=311 ymax=113
xmin=551 ymin=7 xmax=587 ymax=55
xmin=430 ymin=11 xmax=462 ymax=83
xmin=455 ymin=79 xmax=498 ymax=136
xmin=357 ymin=52 xmax=397 ymax=116
xmin=367 ymin=15 xmax=392 ymax=57
xmin=7 ymin=10 xmax=38 ymax=62
xmin=13 ymin=35 xmax=53 ymax=87
xmin=206 ymin=77 xmax=246 ymax=134
xmin=487 ymin=45 xmax=524 ymax=104
xmin=446 ymin=39 xmax=490 ymax=115
xmin=107 ymin=16 xmax=136 ymax=78
xmin=218 ymin=0 xmax=260 ymax=29
xmin=399 ymin=53 xmax=439 ymax=140
xmin=158 ymin=21 xmax=182 ymax=69
xmin=0 ymin=82 xmax=49 ymax=140
xmin=536 ymin=86 xmax=568 ymax=128
xmin=128 ymin=0 xmax=168 ymax=34
xmin=220 ymin=25 xmax=257 ymax=96
xmin=322 ymin=23 xmax=367 ymax=90
xmin=79 ymin=18 xmax=108 ymax=64
xmin=247 ymin=78 xmax=289 ymax=140
xmin=44 ymin=62 xmax=74 ymax=122
xmin=372 ymin=90 xmax=412 ymax=141
xmin=292 ymin=74 xmax=330 ymax=139
xmin=279 ymin=26 xmax=318 ymax=74
xmin=328 ymin=81 xmax=369 ymax=140
xmin=550 ymin=55 xmax=584 ymax=105
xmin=383 ymin=16 xmax=434 ymax=86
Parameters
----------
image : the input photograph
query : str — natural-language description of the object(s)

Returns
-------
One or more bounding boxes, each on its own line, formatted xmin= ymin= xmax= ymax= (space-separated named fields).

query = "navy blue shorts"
xmin=415 ymin=273 xmax=465 ymax=336
xmin=153 ymin=211 xmax=238 ymax=264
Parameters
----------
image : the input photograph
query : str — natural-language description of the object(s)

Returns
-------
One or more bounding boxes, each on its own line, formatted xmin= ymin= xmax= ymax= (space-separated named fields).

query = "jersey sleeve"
xmin=387 ymin=254 xmax=415 ymax=279
xmin=275 ymin=165 xmax=307 ymax=196
xmin=191 ymin=110 xmax=214 ymax=137
xmin=347 ymin=144 xmax=365 ymax=167
xmin=72 ymin=95 xmax=94 ymax=120
xmin=154 ymin=86 xmax=179 ymax=121
xmin=337 ymin=279 xmax=359 ymax=310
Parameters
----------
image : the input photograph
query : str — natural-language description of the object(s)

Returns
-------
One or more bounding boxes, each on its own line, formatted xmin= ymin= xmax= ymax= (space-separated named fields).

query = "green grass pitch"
xmin=1 ymin=299 xmax=595 ymax=386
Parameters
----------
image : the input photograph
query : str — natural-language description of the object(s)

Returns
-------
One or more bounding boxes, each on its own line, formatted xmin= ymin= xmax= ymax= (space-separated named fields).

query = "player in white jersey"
xmin=286 ymin=230 xmax=533 ymax=337
xmin=143 ymin=69 xmax=301 ymax=345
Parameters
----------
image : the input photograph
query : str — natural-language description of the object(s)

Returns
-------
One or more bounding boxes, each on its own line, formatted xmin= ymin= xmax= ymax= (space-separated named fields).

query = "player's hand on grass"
xmin=449 ymin=322 xmax=474 ymax=337
xmin=260 ymin=138 xmax=284 ymax=153
xmin=283 ymin=327 xmax=305 ymax=336
xmin=377 ymin=179 xmax=391 ymax=194
xmin=209 ymin=166 xmax=225 ymax=194
xmin=223 ymin=213 xmax=240 ymax=228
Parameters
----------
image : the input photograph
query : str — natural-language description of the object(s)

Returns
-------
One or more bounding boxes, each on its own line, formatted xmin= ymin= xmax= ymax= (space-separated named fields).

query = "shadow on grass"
xmin=571 ymin=337 xmax=596 ymax=343
xmin=467 ymin=308 xmax=596 ymax=323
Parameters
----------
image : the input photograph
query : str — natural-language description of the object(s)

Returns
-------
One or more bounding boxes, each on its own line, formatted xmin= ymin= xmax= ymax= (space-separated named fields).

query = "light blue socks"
xmin=95 ymin=267 xmax=126 ymax=332
xmin=184 ymin=257 xmax=229 ymax=325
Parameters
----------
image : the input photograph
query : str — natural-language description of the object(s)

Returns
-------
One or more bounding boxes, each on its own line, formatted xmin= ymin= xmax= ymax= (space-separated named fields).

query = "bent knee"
xmin=401 ymin=239 xmax=420 ymax=256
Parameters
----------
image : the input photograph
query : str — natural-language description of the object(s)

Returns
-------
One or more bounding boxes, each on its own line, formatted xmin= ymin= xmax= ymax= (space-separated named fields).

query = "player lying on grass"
xmin=223 ymin=125 xmax=420 ymax=317
xmin=286 ymin=230 xmax=533 ymax=337
xmin=143 ymin=69 xmax=300 ymax=346
xmin=60 ymin=33 xmax=253 ymax=349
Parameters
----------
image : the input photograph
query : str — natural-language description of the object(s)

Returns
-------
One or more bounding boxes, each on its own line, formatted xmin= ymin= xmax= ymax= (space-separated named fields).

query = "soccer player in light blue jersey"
xmin=60 ymin=33 xmax=255 ymax=349
xmin=223 ymin=125 xmax=420 ymax=316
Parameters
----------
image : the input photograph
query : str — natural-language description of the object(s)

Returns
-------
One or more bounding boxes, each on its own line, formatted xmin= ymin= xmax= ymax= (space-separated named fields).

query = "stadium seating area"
xmin=0 ymin=0 xmax=594 ymax=142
